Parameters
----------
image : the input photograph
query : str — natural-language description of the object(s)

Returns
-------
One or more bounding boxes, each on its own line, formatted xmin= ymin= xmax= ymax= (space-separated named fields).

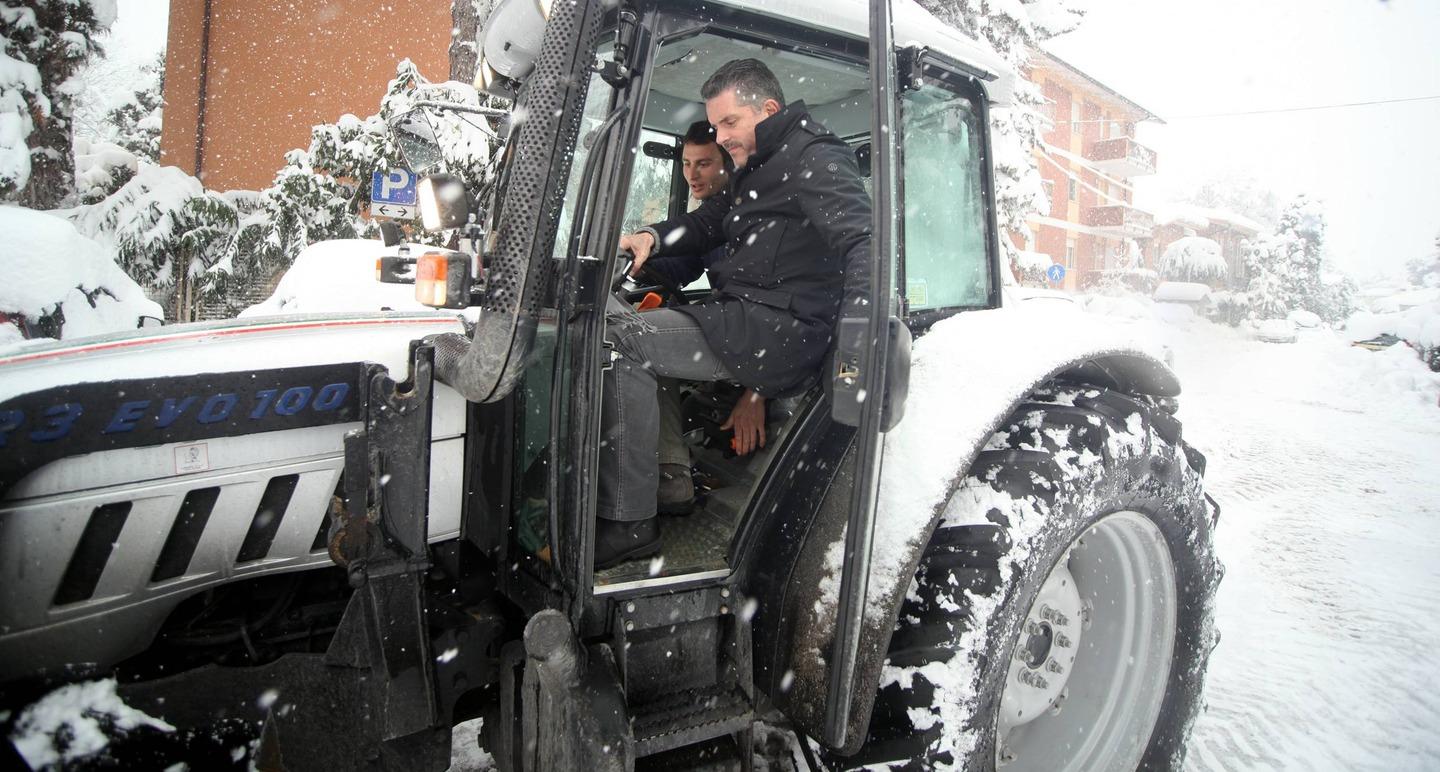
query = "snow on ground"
xmin=0 ymin=206 xmax=162 ymax=343
xmin=1094 ymin=303 xmax=1440 ymax=770
xmin=8 ymin=678 xmax=173 ymax=769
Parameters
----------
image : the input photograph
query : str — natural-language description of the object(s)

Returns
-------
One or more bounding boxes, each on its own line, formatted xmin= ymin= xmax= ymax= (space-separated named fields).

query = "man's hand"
xmin=618 ymin=231 xmax=656 ymax=276
xmin=721 ymin=389 xmax=766 ymax=456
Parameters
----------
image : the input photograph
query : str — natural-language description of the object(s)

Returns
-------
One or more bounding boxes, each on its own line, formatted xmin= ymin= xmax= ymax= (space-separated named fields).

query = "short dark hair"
xmin=682 ymin=120 xmax=733 ymax=169
xmin=683 ymin=120 xmax=717 ymax=146
xmin=701 ymin=58 xmax=785 ymax=109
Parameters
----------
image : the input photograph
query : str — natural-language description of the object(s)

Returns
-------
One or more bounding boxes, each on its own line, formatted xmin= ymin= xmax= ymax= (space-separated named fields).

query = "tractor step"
xmin=631 ymin=684 xmax=753 ymax=759
xmin=636 ymin=733 xmax=747 ymax=771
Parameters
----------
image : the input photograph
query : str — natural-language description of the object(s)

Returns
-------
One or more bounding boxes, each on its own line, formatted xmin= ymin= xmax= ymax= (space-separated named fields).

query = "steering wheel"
xmin=612 ymin=252 xmax=690 ymax=306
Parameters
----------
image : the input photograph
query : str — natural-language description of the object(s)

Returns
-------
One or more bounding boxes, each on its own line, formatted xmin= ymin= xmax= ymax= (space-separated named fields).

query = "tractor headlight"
xmin=416 ymin=174 xmax=470 ymax=231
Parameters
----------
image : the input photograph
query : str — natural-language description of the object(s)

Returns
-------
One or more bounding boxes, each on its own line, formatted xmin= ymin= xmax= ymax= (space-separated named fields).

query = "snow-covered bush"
xmin=914 ymin=0 xmax=1084 ymax=277
xmin=1159 ymin=236 xmax=1226 ymax=285
xmin=1210 ymin=290 xmax=1251 ymax=327
xmin=0 ymin=205 xmax=162 ymax=344
xmin=73 ymin=136 xmax=138 ymax=204
xmin=0 ymin=0 xmax=116 ymax=208
xmin=1084 ymin=239 xmax=1158 ymax=295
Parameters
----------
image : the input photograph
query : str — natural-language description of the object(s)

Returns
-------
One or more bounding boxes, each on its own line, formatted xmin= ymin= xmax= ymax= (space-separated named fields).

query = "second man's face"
xmin=682 ymin=142 xmax=728 ymax=201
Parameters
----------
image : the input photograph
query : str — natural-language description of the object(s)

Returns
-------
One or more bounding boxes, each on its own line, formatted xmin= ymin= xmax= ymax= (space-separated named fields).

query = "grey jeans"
xmin=598 ymin=304 xmax=732 ymax=522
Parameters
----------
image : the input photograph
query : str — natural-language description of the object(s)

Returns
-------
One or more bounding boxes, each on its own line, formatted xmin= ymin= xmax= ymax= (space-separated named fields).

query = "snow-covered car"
xmin=1255 ymin=317 xmax=1298 ymax=343
xmin=1287 ymin=309 xmax=1322 ymax=329
xmin=241 ymin=238 xmax=477 ymax=318
xmin=0 ymin=207 xmax=164 ymax=346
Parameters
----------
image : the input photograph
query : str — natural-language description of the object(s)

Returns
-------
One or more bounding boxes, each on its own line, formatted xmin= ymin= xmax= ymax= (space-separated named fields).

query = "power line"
xmin=1051 ymin=93 xmax=1440 ymax=124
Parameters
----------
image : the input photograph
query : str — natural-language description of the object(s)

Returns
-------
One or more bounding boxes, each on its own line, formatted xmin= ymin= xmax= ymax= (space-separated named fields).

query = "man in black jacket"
xmin=596 ymin=58 xmax=872 ymax=568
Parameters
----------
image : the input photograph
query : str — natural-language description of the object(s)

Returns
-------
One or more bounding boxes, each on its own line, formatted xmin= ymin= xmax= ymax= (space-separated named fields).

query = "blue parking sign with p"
xmin=371 ymin=169 xmax=417 ymax=205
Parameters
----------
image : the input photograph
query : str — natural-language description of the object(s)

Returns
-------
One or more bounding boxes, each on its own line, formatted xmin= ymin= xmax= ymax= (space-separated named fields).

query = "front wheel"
xmin=848 ymin=382 xmax=1221 ymax=770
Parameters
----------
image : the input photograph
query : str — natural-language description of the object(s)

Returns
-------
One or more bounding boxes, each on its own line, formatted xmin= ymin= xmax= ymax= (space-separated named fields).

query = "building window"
xmin=1065 ymin=244 xmax=1076 ymax=268
xmin=1068 ymin=178 xmax=1077 ymax=202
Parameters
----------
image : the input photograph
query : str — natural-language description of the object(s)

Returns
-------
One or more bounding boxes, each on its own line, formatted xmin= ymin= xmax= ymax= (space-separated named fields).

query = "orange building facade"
xmin=160 ymin=0 xmax=454 ymax=192
xmin=1021 ymin=52 xmax=1161 ymax=291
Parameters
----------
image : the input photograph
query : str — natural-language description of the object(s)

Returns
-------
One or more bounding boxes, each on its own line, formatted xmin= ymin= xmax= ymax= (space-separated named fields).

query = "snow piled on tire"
xmin=839 ymin=304 xmax=1168 ymax=624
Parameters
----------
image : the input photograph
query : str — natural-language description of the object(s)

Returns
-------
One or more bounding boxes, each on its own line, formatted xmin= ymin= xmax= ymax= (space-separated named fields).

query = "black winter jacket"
xmin=644 ymin=101 xmax=872 ymax=397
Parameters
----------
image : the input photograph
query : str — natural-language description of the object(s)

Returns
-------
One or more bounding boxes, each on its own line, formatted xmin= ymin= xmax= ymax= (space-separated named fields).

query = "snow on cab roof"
xmin=709 ymin=0 xmax=1016 ymax=104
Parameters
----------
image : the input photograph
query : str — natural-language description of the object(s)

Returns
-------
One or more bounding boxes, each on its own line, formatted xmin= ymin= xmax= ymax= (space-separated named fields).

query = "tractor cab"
xmin=395 ymin=0 xmax=1004 ymax=597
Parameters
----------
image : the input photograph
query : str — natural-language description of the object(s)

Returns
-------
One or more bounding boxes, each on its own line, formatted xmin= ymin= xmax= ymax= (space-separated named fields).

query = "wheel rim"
xmin=994 ymin=511 xmax=1177 ymax=771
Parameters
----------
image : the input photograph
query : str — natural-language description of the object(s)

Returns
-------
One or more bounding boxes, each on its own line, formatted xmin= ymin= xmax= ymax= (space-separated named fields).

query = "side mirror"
xmin=830 ymin=315 xmax=911 ymax=432
xmin=417 ymin=174 xmax=471 ymax=231
xmin=390 ymin=108 xmax=446 ymax=177
xmin=136 ymin=315 xmax=164 ymax=329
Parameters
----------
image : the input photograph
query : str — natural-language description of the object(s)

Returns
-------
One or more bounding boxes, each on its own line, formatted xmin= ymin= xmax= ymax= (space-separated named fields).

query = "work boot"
xmin=657 ymin=463 xmax=695 ymax=516
xmin=594 ymin=517 xmax=661 ymax=570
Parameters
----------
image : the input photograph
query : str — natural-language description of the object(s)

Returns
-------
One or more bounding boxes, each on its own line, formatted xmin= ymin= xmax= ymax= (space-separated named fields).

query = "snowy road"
xmin=1159 ymin=323 xmax=1440 ymax=771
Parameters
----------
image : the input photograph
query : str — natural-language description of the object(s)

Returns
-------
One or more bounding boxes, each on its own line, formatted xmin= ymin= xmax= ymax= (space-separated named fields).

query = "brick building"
xmin=160 ymin=0 xmax=460 ymax=192
xmin=1022 ymin=51 xmax=1162 ymax=291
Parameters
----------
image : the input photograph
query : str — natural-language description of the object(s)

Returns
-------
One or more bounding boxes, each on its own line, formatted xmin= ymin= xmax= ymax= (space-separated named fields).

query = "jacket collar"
xmin=747 ymin=100 xmax=811 ymax=169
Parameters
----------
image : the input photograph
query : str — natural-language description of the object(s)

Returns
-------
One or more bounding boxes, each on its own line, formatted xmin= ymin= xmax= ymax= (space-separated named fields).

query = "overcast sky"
xmin=1047 ymin=0 xmax=1440 ymax=281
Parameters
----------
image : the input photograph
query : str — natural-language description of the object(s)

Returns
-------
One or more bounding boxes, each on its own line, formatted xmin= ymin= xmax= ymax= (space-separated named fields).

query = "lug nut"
xmin=1018 ymin=669 xmax=1049 ymax=689
xmin=1025 ymin=621 xmax=1043 ymax=636
xmin=1046 ymin=658 xmax=1064 ymax=674
xmin=1054 ymin=633 xmax=1072 ymax=648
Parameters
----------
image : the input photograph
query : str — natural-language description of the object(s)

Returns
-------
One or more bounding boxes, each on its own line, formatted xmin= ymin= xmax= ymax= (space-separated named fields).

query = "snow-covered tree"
xmin=0 ymin=0 xmax=116 ymax=208
xmin=1407 ymin=231 xmax=1440 ymax=288
xmin=1186 ymin=174 xmax=1281 ymax=231
xmin=914 ymin=0 xmax=1085 ymax=275
xmin=1241 ymin=195 xmax=1353 ymax=323
xmin=1159 ymin=236 xmax=1227 ymax=285
xmin=73 ymin=60 xmax=498 ymax=321
xmin=105 ymin=51 xmax=163 ymax=162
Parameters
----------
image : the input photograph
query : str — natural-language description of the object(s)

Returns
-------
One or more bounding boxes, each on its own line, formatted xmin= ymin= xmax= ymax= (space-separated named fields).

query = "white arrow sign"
xmin=374 ymin=203 xmax=417 ymax=220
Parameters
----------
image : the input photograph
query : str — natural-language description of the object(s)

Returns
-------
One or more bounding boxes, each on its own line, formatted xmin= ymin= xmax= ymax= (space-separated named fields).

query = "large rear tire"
xmin=847 ymin=381 xmax=1221 ymax=770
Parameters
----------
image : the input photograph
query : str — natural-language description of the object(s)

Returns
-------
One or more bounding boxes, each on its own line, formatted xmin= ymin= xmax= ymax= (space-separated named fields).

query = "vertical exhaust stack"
xmin=430 ymin=0 xmax=603 ymax=403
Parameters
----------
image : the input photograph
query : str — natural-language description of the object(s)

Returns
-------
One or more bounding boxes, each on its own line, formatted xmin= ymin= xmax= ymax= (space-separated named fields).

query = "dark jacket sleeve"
xmin=645 ymin=193 xmax=731 ymax=259
xmin=645 ymin=253 xmax=705 ymax=288
xmin=795 ymin=140 xmax=872 ymax=315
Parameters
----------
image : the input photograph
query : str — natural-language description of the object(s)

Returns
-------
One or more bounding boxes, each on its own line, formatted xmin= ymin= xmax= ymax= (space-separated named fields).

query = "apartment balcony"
xmin=1082 ymin=204 xmax=1155 ymax=238
xmin=1087 ymin=136 xmax=1157 ymax=177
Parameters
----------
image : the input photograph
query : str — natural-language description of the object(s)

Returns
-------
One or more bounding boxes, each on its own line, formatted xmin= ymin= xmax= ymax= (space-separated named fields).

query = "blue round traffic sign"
xmin=1046 ymin=263 xmax=1066 ymax=284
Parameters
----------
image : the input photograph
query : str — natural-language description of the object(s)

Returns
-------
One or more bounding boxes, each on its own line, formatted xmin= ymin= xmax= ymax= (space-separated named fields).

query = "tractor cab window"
xmin=898 ymin=67 xmax=994 ymax=316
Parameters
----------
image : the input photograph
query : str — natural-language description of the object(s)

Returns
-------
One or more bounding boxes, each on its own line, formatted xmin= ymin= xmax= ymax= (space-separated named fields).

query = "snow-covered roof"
xmin=714 ymin=0 xmax=1015 ymax=104
xmin=1029 ymin=49 xmax=1162 ymax=124
xmin=1152 ymin=202 xmax=1262 ymax=235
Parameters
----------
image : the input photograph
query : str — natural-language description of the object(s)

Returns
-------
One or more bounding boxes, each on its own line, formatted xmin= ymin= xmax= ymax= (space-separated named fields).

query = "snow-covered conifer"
xmin=105 ymin=51 xmax=163 ymax=163
xmin=0 ymin=0 xmax=116 ymax=207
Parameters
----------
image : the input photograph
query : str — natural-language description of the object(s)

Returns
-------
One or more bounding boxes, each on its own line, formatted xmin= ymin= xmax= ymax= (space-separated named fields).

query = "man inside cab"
xmin=596 ymin=58 xmax=872 ymax=568
xmin=642 ymin=120 xmax=732 ymax=290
